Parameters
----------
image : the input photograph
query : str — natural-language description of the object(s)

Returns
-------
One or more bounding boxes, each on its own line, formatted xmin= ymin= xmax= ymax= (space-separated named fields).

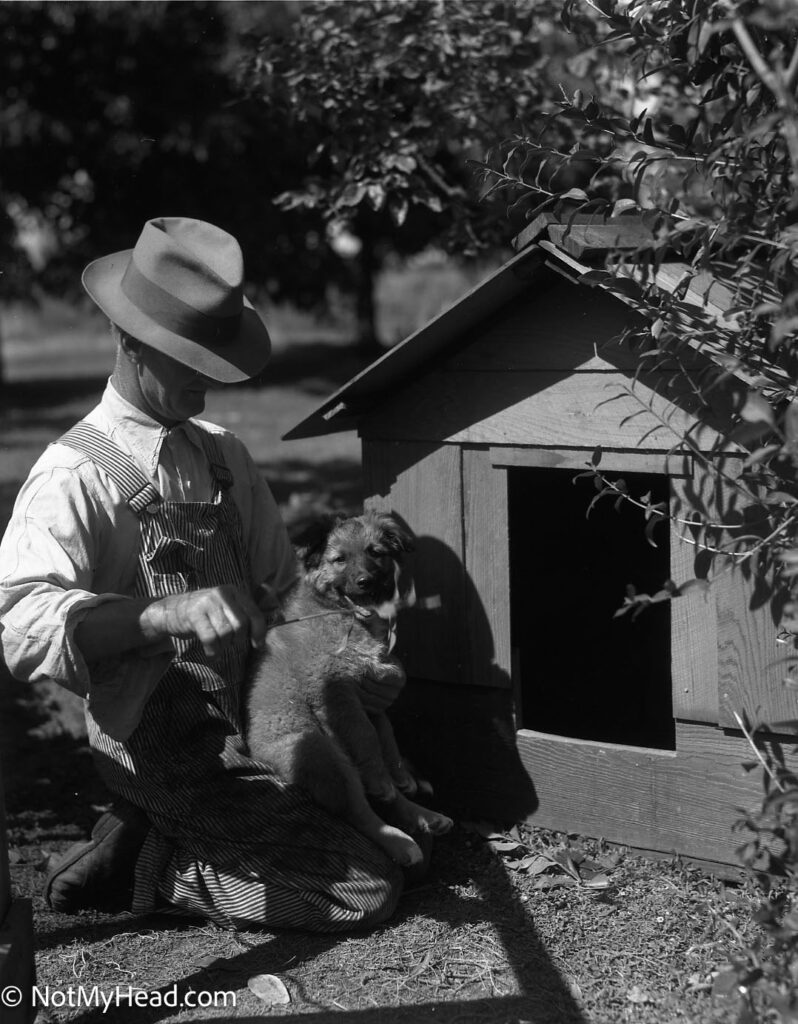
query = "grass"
xmin=0 ymin=275 xmax=770 ymax=1023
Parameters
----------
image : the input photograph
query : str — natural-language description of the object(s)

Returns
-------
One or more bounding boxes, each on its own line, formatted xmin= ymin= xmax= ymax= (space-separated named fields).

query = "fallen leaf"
xmin=532 ymin=875 xmax=578 ymax=891
xmin=248 ymin=974 xmax=291 ymax=1005
xmin=551 ymin=849 xmax=582 ymax=880
xmin=488 ymin=839 xmax=523 ymax=853
xmin=524 ymin=854 xmax=556 ymax=875
xmin=580 ymin=873 xmax=611 ymax=889
xmin=506 ymin=854 xmax=552 ymax=875
xmin=597 ymin=850 xmax=623 ymax=870
xmin=627 ymin=985 xmax=654 ymax=1004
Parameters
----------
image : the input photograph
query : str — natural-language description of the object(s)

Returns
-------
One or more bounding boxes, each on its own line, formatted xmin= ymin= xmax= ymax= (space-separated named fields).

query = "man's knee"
xmin=357 ymin=865 xmax=403 ymax=927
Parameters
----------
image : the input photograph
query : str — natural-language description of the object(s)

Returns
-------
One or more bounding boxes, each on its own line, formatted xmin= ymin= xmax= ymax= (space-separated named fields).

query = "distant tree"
xmin=240 ymin=0 xmax=595 ymax=352
xmin=0 ymin=0 xmax=347 ymax=379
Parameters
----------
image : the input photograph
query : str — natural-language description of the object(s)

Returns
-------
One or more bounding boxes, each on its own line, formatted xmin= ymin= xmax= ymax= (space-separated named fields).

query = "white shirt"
xmin=0 ymin=381 xmax=297 ymax=734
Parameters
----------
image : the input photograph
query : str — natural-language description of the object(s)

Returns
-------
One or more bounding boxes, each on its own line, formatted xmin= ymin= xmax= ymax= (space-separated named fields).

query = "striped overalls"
xmin=57 ymin=421 xmax=402 ymax=931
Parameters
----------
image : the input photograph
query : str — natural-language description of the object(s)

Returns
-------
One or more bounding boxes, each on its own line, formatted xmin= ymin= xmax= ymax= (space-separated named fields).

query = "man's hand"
xmin=74 ymin=586 xmax=267 ymax=665
xmin=140 ymin=585 xmax=267 ymax=658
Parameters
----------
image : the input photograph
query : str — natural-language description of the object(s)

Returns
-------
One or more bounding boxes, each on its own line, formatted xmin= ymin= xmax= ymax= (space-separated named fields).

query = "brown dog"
xmin=245 ymin=511 xmax=452 ymax=867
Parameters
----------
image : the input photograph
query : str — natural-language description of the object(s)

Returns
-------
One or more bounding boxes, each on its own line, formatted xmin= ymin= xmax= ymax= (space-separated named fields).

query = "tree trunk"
xmin=354 ymin=229 xmax=382 ymax=360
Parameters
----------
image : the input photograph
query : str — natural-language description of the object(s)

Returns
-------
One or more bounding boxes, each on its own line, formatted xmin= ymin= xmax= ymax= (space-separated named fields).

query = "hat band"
xmin=120 ymin=259 xmax=241 ymax=346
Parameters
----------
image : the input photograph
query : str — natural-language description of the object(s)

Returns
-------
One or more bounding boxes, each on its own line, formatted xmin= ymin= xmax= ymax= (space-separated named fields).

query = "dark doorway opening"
xmin=509 ymin=467 xmax=675 ymax=750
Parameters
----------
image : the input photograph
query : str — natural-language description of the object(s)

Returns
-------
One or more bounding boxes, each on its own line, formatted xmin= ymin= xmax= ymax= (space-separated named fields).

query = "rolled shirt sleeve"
xmin=0 ymin=463 xmax=119 ymax=695
xmin=0 ymin=456 xmax=174 ymax=739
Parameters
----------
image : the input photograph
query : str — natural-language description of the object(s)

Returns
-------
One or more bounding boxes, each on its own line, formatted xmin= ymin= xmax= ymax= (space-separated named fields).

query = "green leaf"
xmin=389 ymin=197 xmax=409 ymax=227
xmin=559 ymin=187 xmax=589 ymax=202
xmin=738 ymin=392 xmax=774 ymax=427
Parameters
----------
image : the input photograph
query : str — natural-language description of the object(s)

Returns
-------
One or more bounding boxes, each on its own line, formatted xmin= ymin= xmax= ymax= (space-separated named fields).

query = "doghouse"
xmin=285 ymin=216 xmax=798 ymax=865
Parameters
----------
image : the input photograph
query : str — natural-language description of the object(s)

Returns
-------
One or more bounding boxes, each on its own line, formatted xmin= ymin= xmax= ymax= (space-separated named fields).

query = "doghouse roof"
xmin=284 ymin=215 xmax=785 ymax=441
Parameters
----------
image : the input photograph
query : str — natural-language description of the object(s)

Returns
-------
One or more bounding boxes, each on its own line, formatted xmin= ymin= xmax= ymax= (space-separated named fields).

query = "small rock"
xmin=248 ymin=973 xmax=291 ymax=1005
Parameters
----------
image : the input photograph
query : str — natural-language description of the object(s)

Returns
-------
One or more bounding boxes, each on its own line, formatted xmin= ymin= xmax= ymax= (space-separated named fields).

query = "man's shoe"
xmin=44 ymin=801 xmax=150 ymax=914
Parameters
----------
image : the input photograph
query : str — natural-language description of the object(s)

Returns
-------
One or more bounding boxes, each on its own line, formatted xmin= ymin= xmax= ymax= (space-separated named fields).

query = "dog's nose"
xmin=356 ymin=575 xmax=372 ymax=589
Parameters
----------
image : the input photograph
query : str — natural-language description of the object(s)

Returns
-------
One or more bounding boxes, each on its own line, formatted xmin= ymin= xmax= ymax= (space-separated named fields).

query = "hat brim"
xmin=83 ymin=250 xmax=271 ymax=384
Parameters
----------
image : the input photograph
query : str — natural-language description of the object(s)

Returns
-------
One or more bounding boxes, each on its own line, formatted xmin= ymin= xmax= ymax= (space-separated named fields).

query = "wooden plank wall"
xmin=362 ymin=271 xmax=729 ymax=451
xmin=716 ymin=566 xmax=797 ymax=731
xmin=362 ymin=440 xmax=467 ymax=685
xmin=670 ymin=475 xmax=720 ymax=724
xmin=517 ymin=721 xmax=796 ymax=863
xmin=462 ymin=448 xmax=512 ymax=689
xmin=363 ymin=369 xmax=716 ymax=450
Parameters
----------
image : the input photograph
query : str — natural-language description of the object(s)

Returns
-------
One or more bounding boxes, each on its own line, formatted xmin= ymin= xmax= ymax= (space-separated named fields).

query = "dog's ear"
xmin=372 ymin=512 xmax=415 ymax=556
xmin=292 ymin=515 xmax=339 ymax=570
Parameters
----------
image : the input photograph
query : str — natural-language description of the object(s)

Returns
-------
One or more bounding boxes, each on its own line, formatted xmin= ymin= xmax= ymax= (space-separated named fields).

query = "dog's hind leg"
xmin=313 ymin=681 xmax=398 ymax=803
xmin=369 ymin=712 xmax=418 ymax=796
xmin=261 ymin=731 xmax=424 ymax=869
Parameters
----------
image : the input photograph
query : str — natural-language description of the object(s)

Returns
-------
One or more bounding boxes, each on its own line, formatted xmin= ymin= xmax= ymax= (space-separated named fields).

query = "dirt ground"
xmin=0 ymin=295 xmax=768 ymax=1023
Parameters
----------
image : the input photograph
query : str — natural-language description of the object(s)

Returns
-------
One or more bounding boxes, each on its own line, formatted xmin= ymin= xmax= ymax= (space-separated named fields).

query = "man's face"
xmin=136 ymin=345 xmax=222 ymax=426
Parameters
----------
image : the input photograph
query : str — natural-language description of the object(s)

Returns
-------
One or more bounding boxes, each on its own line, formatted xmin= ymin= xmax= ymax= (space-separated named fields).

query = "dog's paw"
xmin=407 ymin=804 xmax=453 ymax=836
xmin=423 ymin=810 xmax=453 ymax=835
xmin=395 ymin=771 xmax=418 ymax=798
xmin=377 ymin=825 xmax=424 ymax=867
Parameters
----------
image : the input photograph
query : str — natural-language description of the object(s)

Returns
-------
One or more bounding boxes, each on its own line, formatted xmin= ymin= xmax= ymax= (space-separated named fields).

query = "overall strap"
xmin=56 ymin=422 xmax=162 ymax=515
xmin=192 ymin=425 xmax=233 ymax=492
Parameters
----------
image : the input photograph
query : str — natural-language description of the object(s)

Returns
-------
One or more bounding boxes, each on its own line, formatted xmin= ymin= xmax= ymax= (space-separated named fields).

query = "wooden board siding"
xmin=490 ymin=447 xmax=694 ymax=476
xmin=462 ymin=448 xmax=512 ymax=689
xmin=443 ymin=281 xmax=644 ymax=373
xmin=516 ymin=721 xmax=795 ymax=863
xmin=716 ymin=564 xmax=798 ymax=731
xmin=362 ymin=370 xmax=727 ymax=450
xmin=671 ymin=475 xmax=720 ymax=724
xmin=362 ymin=440 xmax=467 ymax=685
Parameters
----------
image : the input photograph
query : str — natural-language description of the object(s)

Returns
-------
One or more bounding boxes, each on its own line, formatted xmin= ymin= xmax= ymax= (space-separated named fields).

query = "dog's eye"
xmin=367 ymin=546 xmax=388 ymax=558
xmin=331 ymin=555 xmax=346 ymax=565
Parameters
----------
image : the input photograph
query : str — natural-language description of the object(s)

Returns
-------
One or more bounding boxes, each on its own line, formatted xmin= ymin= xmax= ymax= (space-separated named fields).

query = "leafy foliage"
xmin=241 ymin=0 xmax=579 ymax=247
xmin=239 ymin=0 xmax=601 ymax=345
xmin=0 ymin=2 xmax=344 ymax=314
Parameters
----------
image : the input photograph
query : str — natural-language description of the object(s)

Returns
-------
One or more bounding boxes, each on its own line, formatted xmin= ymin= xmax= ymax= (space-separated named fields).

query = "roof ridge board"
xmin=513 ymin=210 xmax=651 ymax=254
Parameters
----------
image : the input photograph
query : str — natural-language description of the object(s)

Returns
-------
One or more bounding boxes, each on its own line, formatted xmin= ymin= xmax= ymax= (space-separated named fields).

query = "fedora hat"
xmin=82 ymin=217 xmax=271 ymax=384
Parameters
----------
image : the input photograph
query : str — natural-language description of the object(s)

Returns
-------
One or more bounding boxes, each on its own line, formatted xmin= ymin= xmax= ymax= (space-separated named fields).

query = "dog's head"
xmin=295 ymin=512 xmax=415 ymax=609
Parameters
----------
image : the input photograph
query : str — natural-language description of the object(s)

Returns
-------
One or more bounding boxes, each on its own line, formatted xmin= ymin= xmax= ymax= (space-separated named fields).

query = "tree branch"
xmin=786 ymin=38 xmax=798 ymax=92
